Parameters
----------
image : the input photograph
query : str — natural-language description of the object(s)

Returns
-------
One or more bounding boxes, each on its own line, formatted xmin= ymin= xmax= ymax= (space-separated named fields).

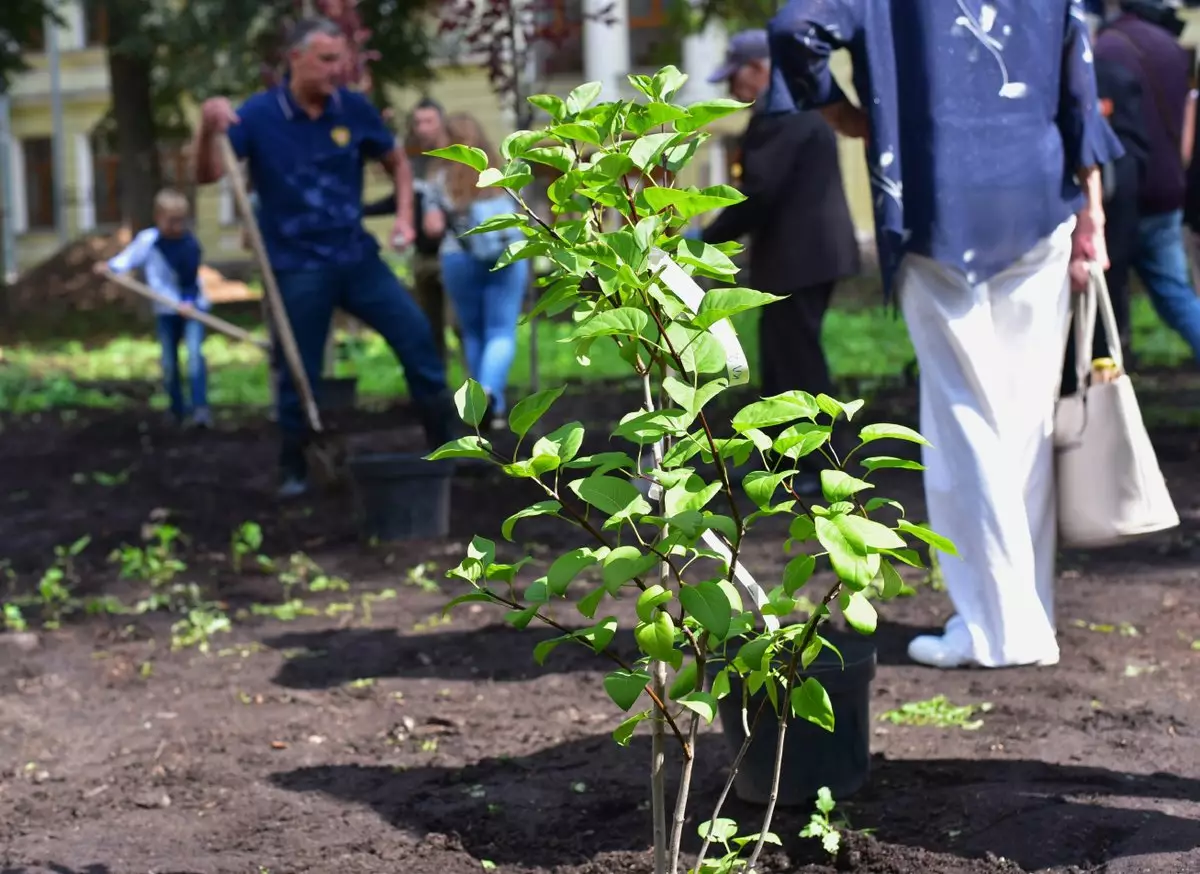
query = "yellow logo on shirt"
xmin=331 ymin=126 xmax=351 ymax=147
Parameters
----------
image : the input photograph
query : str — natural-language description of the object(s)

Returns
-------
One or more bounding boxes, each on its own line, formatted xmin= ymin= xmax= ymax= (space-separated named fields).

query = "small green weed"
xmin=879 ymin=695 xmax=993 ymax=730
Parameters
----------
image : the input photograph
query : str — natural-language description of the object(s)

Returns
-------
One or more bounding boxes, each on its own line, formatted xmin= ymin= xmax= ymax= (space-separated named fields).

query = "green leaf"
xmin=815 ymin=516 xmax=881 ymax=590
xmin=662 ymin=375 xmax=728 ymax=416
xmin=679 ymin=581 xmax=732 ymax=641
xmin=454 ymin=379 xmax=488 ymax=427
xmin=628 ymin=131 xmax=678 ymax=170
xmin=879 ymin=561 xmax=905 ymax=599
xmin=604 ymin=669 xmax=652 ymax=711
xmin=865 ymin=497 xmax=906 ymax=515
xmin=566 ymin=452 xmax=636 ymax=475
xmin=820 ymin=470 xmax=874 ymax=502
xmin=569 ymin=475 xmax=650 ymax=518
xmin=783 ymin=555 xmax=817 ymax=595
xmin=476 ymin=167 xmax=505 ymax=188
xmin=502 ymin=500 xmax=562 ymax=541
xmin=699 ymin=818 xmax=739 ymax=842
xmin=573 ymin=307 xmax=652 ymax=339
xmin=732 ymin=392 xmax=820 ymax=432
xmin=424 ymin=144 xmax=487 ymax=172
xmin=551 ymin=122 xmax=603 ymax=146
xmin=742 ymin=471 xmax=792 ymax=509
xmin=505 ymin=605 xmax=538 ymax=630
xmin=815 ymin=394 xmax=865 ymax=422
xmin=426 ymin=435 xmax=492 ymax=461
xmin=500 ymin=129 xmax=543 ymax=159
xmin=460 ymin=213 xmax=525 ymax=237
xmin=636 ymin=583 xmax=674 ymax=622
xmin=666 ymin=323 xmax=727 ymax=377
xmin=669 ymin=660 xmax=699 ymax=699
xmin=791 ymin=677 xmax=835 ymax=732
xmin=693 ymin=287 xmax=782 ymax=329
xmin=679 ymin=98 xmax=750 ymax=132
xmin=840 ymin=590 xmax=878 ymax=634
xmin=528 ymin=93 xmax=567 ymax=122
xmin=532 ymin=421 xmax=585 ymax=465
xmin=643 ymin=186 xmax=745 ymax=221
xmin=737 ymin=637 xmax=772 ymax=672
xmin=663 ymin=475 xmax=723 ymax=516
xmin=566 ymin=81 xmax=604 ymax=114
xmin=789 ymin=515 xmax=816 ymax=543
xmin=831 ymin=514 xmax=907 ymax=552
xmin=858 ymin=423 xmax=931 ymax=447
xmin=507 ymin=386 xmax=566 ymax=438
xmin=651 ymin=65 xmax=689 ymax=101
xmin=898 ymin=520 xmax=959 ymax=557
xmin=635 ymin=612 xmax=678 ymax=664
xmin=578 ymin=586 xmax=607 ymax=619
xmin=673 ymin=237 xmax=739 ymax=278
xmin=534 ymin=635 xmax=569 ymax=665
xmin=613 ymin=710 xmax=651 ymax=746
xmin=576 ymin=616 xmax=619 ymax=653
xmin=678 ymin=690 xmax=719 ymax=723
xmin=443 ymin=591 xmax=496 ymax=614
xmin=772 ymin=423 xmax=831 ymax=460
xmin=524 ymin=145 xmax=576 ymax=173
xmin=547 ymin=547 xmax=602 ymax=595
xmin=860 ymin=456 xmax=925 ymax=473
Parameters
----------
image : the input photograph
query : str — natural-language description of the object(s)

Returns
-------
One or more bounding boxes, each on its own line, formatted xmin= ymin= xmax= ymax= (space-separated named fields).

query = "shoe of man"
xmin=908 ymin=615 xmax=1061 ymax=669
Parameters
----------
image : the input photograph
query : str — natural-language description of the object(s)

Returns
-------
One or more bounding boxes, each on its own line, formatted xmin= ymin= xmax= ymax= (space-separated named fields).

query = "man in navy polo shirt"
xmin=192 ymin=17 xmax=455 ymax=497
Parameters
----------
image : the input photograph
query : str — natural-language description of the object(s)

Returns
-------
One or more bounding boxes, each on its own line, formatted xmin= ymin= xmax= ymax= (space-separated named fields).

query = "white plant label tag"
xmin=642 ymin=248 xmax=776 ymax=631
xmin=648 ymin=248 xmax=750 ymax=386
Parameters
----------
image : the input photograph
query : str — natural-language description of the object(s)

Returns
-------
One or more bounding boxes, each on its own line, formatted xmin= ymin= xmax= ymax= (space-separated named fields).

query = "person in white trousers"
xmin=768 ymin=1 xmax=1123 ymax=667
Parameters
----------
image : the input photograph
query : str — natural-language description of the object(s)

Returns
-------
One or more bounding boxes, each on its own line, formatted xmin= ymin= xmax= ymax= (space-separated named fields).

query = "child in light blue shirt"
xmin=102 ymin=189 xmax=211 ymax=427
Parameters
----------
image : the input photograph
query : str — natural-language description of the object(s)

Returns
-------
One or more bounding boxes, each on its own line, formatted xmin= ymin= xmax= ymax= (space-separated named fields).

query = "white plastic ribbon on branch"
xmin=639 ymin=248 xmax=779 ymax=633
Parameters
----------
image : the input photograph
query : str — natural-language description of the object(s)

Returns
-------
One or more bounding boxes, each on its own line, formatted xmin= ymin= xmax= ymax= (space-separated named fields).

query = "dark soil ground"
xmin=1 ymin=377 xmax=1198 ymax=874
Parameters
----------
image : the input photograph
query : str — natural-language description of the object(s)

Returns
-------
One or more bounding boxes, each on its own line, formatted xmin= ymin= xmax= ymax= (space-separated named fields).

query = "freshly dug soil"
xmin=0 ymin=381 xmax=1197 ymax=874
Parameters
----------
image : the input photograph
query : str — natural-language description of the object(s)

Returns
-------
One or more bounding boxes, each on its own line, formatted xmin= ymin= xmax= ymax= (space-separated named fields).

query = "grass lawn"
xmin=0 ymin=288 xmax=1191 ymax=415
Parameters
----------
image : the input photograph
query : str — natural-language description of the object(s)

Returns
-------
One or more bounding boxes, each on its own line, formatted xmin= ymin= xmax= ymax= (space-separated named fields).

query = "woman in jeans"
xmin=425 ymin=113 xmax=529 ymax=430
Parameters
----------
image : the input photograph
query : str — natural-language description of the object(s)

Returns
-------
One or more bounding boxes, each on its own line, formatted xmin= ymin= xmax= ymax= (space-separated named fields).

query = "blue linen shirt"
xmin=228 ymin=84 xmax=397 ymax=272
xmin=767 ymin=0 xmax=1124 ymax=294
xmin=107 ymin=228 xmax=211 ymax=316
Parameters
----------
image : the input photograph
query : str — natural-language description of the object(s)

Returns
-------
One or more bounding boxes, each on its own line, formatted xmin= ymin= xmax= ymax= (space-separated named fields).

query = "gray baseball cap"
xmin=707 ymin=29 xmax=770 ymax=83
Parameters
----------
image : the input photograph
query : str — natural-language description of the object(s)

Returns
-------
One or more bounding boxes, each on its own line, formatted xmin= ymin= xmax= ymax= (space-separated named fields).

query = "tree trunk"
xmin=105 ymin=2 xmax=161 ymax=233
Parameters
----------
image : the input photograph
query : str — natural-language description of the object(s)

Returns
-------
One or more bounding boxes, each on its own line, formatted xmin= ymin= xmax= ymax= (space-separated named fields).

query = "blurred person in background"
xmin=1095 ymin=0 xmax=1200 ymax=365
xmin=365 ymin=97 xmax=454 ymax=364
xmin=700 ymin=29 xmax=860 ymax=494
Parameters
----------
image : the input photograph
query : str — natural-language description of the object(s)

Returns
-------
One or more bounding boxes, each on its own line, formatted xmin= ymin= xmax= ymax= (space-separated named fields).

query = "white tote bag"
xmin=1054 ymin=265 xmax=1179 ymax=548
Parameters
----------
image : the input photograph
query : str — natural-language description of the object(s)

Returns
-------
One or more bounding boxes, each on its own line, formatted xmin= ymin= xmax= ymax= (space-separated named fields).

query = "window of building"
xmin=539 ymin=0 xmax=584 ymax=77
xmin=22 ymin=139 xmax=55 ymax=231
xmin=91 ymin=133 xmax=191 ymax=227
xmin=629 ymin=0 xmax=680 ymax=70
xmin=83 ymin=0 xmax=109 ymax=47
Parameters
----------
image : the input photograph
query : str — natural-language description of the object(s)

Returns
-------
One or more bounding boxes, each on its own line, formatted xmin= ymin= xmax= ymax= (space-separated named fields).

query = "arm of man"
xmin=354 ymin=95 xmax=415 ymax=247
xmin=703 ymin=115 xmax=811 ymax=244
xmin=193 ymin=98 xmax=246 ymax=185
xmin=767 ymin=0 xmax=867 ymax=138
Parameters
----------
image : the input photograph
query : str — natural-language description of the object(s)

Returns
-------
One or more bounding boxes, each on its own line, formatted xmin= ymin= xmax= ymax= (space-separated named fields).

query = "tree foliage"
xmin=0 ymin=0 xmax=58 ymax=94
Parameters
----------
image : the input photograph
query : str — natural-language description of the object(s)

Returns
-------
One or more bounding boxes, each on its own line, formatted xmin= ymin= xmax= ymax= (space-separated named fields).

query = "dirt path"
xmin=1 ymin=388 xmax=1197 ymax=874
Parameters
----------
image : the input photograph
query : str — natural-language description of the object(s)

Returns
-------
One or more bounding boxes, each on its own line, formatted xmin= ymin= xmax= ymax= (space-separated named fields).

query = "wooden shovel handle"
xmin=218 ymin=135 xmax=324 ymax=433
xmin=104 ymin=270 xmax=269 ymax=351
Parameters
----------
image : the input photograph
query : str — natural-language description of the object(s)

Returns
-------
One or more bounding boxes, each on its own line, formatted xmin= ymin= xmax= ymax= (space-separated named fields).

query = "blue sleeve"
xmin=1059 ymin=1 xmax=1124 ymax=170
xmin=107 ymin=229 xmax=157 ymax=273
xmin=352 ymin=93 xmax=396 ymax=160
xmin=767 ymin=0 xmax=862 ymax=110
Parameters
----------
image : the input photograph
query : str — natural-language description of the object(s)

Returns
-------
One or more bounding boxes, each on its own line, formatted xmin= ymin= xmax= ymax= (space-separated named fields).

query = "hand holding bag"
xmin=1054 ymin=264 xmax=1179 ymax=548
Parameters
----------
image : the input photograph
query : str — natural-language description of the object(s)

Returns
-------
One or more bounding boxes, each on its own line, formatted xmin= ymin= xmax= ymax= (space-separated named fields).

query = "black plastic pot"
xmin=347 ymin=453 xmax=453 ymax=542
xmin=714 ymin=633 xmax=876 ymax=806
xmin=319 ymin=376 xmax=358 ymax=412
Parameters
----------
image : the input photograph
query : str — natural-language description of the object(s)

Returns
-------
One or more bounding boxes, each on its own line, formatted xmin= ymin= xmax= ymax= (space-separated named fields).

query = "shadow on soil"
xmin=269 ymin=732 xmax=1200 ymax=871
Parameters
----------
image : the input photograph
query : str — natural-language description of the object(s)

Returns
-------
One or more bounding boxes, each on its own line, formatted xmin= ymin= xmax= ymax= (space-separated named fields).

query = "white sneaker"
xmin=908 ymin=617 xmax=1061 ymax=669
xmin=907 ymin=633 xmax=976 ymax=669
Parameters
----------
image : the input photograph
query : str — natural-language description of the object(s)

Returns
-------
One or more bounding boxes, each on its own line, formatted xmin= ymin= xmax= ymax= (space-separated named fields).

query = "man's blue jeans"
xmin=440 ymin=252 xmax=529 ymax=414
xmin=1135 ymin=210 xmax=1200 ymax=364
xmin=273 ymin=254 xmax=448 ymax=446
xmin=155 ymin=314 xmax=207 ymax=418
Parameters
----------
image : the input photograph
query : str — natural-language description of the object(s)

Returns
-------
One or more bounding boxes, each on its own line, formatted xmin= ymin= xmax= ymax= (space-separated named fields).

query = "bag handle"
xmin=1071 ymin=263 xmax=1124 ymax=391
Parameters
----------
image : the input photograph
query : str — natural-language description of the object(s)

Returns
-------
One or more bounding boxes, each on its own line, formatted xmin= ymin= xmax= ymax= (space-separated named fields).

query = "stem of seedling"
xmin=644 ymin=368 xmax=670 ymax=874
